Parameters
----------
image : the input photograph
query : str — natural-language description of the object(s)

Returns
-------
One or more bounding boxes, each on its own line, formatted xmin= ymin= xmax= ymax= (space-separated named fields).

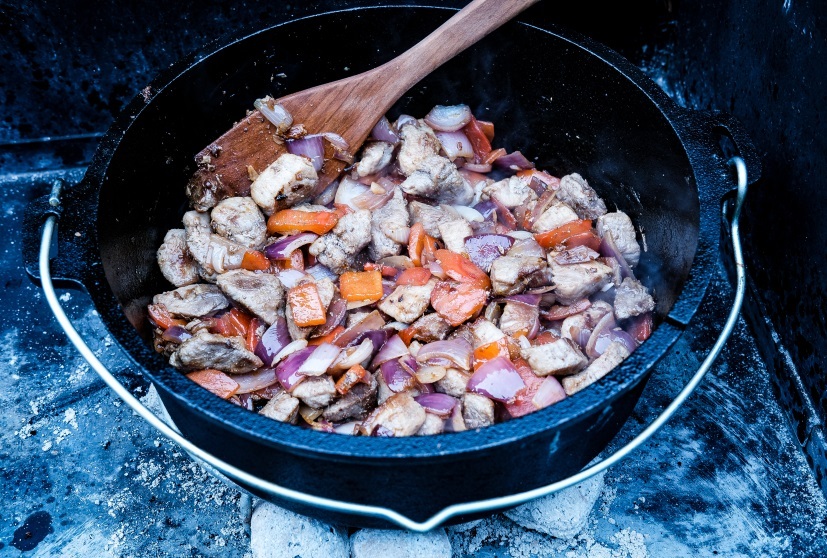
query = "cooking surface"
xmin=2 ymin=161 xmax=826 ymax=555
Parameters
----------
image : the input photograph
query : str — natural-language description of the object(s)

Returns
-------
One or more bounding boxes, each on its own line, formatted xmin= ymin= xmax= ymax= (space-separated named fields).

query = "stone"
xmin=503 ymin=471 xmax=605 ymax=540
xmin=250 ymin=502 xmax=349 ymax=558
xmin=350 ymin=528 xmax=452 ymax=558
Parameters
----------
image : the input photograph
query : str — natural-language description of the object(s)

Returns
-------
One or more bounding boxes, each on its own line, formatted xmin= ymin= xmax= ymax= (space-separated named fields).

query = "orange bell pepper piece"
xmin=563 ymin=231 xmax=602 ymax=252
xmin=434 ymin=249 xmax=491 ymax=290
xmin=241 ymin=250 xmax=270 ymax=271
xmin=463 ymin=116 xmax=493 ymax=162
xmin=287 ymin=283 xmax=328 ymax=327
xmin=147 ymin=303 xmax=186 ymax=330
xmin=186 ymin=369 xmax=240 ymax=399
xmin=430 ymin=281 xmax=488 ymax=326
xmin=339 ymin=270 xmax=384 ymax=303
xmin=246 ymin=318 xmax=261 ymax=352
xmin=308 ymin=325 xmax=345 ymax=346
xmin=408 ymin=223 xmax=427 ymax=266
xmin=472 ymin=338 xmax=510 ymax=370
xmin=395 ymin=266 xmax=432 ymax=286
xmin=476 ymin=119 xmax=495 ymax=142
xmin=210 ymin=307 xmax=254 ymax=338
xmin=275 ymin=249 xmax=305 ymax=271
xmin=267 ymin=209 xmax=339 ymax=235
xmin=335 ymin=364 xmax=370 ymax=395
xmin=534 ymin=219 xmax=593 ymax=249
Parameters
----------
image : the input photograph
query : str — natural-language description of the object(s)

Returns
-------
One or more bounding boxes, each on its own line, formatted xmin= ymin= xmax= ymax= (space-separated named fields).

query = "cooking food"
xmin=148 ymin=103 xmax=655 ymax=437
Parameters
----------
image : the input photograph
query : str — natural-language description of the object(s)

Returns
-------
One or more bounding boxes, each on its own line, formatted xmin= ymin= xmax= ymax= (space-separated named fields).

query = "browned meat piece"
xmin=153 ymin=284 xmax=229 ymax=319
xmin=521 ymin=338 xmax=588 ymax=376
xmin=438 ymin=219 xmax=473 ymax=254
xmin=355 ymin=141 xmax=395 ymax=177
xmin=369 ymin=189 xmax=410 ymax=261
xmin=291 ymin=376 xmax=336 ymax=408
xmin=323 ymin=376 xmax=378 ymax=422
xmin=400 ymin=155 xmax=474 ymax=205
xmin=531 ymin=202 xmax=579 ymax=233
xmin=360 ymin=392 xmax=426 ymax=436
xmin=285 ymin=304 xmax=311 ymax=341
xmin=378 ymin=279 xmax=437 ymax=323
xmin=559 ymin=300 xmax=614 ymax=341
xmin=169 ymin=330 xmax=262 ymax=373
xmin=549 ymin=255 xmax=614 ymax=305
xmin=470 ymin=318 xmax=506 ymax=348
xmin=416 ymin=413 xmax=445 ymax=435
xmin=435 ymin=368 xmax=471 ymax=398
xmin=250 ymin=153 xmax=318 ymax=214
xmin=499 ymin=300 xmax=540 ymax=338
xmin=157 ymin=229 xmax=199 ymax=287
xmin=490 ymin=256 xmax=547 ymax=296
xmin=216 ymin=270 xmax=284 ymax=325
xmin=448 ymin=322 xmax=476 ymax=347
xmin=562 ymin=341 xmax=630 ymax=395
xmin=483 ymin=176 xmax=537 ymax=208
xmin=409 ymin=313 xmax=452 ymax=342
xmin=408 ymin=201 xmax=454 ymax=238
xmin=596 ymin=211 xmax=641 ymax=267
xmin=210 ymin=196 xmax=267 ymax=249
xmin=462 ymin=393 xmax=495 ymax=429
xmin=183 ymin=210 xmax=247 ymax=275
xmin=613 ymin=277 xmax=655 ymax=320
xmin=556 ymin=173 xmax=607 ymax=220
xmin=259 ymin=390 xmax=300 ymax=423
xmin=308 ymin=209 xmax=372 ymax=274
xmin=397 ymin=120 xmax=441 ymax=175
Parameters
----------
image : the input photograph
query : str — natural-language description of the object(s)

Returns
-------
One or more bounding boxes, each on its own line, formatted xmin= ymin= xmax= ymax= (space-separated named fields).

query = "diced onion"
xmin=264 ymin=233 xmax=318 ymax=260
xmin=296 ymin=343 xmax=341 ymax=376
xmin=287 ymin=135 xmax=325 ymax=172
xmin=254 ymin=98 xmax=293 ymax=133
xmin=436 ymin=130 xmax=474 ymax=160
xmin=424 ymin=104 xmax=472 ymax=132
xmin=414 ymin=393 xmax=458 ymax=417
xmin=531 ymin=376 xmax=567 ymax=409
xmin=452 ymin=205 xmax=484 ymax=222
xmin=467 ymin=357 xmax=526 ymax=402
xmin=416 ymin=339 xmax=473 ymax=370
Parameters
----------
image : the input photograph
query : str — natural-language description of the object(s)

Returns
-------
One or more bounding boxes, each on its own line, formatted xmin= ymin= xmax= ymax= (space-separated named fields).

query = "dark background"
xmin=2 ymin=0 xmax=825 ymax=494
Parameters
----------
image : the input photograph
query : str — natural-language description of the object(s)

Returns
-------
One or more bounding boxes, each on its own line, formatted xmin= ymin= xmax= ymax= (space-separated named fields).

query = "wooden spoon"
xmin=186 ymin=0 xmax=541 ymax=211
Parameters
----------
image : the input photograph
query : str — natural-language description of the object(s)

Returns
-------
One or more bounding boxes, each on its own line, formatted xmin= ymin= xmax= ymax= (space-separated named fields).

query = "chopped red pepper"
xmin=335 ymin=364 xmax=370 ymax=395
xmin=340 ymin=270 xmax=384 ymax=303
xmin=435 ymin=249 xmax=491 ymax=290
xmin=267 ymin=209 xmax=339 ymax=235
xmin=246 ymin=318 xmax=261 ymax=352
xmin=241 ymin=250 xmax=270 ymax=271
xmin=287 ymin=283 xmax=327 ymax=327
xmin=186 ymin=369 xmax=240 ymax=399
xmin=534 ymin=219 xmax=593 ymax=249
xmin=147 ymin=303 xmax=186 ymax=330
xmin=463 ymin=116 xmax=493 ymax=162
xmin=430 ymin=281 xmax=488 ymax=326
xmin=210 ymin=308 xmax=254 ymax=338
xmin=395 ymin=266 xmax=432 ymax=286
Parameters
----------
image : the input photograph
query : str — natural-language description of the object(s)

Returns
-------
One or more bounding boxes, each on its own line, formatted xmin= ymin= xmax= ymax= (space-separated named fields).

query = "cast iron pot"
xmin=24 ymin=6 xmax=760 ymax=528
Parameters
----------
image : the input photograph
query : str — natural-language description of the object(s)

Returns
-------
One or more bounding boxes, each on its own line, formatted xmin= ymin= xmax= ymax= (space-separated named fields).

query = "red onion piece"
xmin=287 ymin=134 xmax=325 ymax=172
xmin=468 ymin=357 xmax=526 ymax=402
xmin=334 ymin=310 xmax=386 ymax=347
xmin=254 ymin=317 xmax=291 ymax=366
xmin=544 ymin=299 xmax=592 ymax=321
xmin=334 ymin=176 xmax=369 ymax=210
xmin=275 ymin=346 xmax=315 ymax=391
xmin=347 ymin=329 xmax=389 ymax=359
xmin=436 ymin=130 xmax=474 ymax=160
xmin=297 ymin=342 xmax=341 ymax=376
xmin=503 ymin=294 xmax=542 ymax=306
xmin=399 ymin=354 xmax=419 ymax=375
xmin=414 ymin=393 xmax=458 ymax=417
xmin=371 ymin=334 xmax=410 ymax=368
xmin=531 ymin=376 xmax=566 ymax=409
xmin=395 ymin=114 xmax=417 ymax=130
xmin=570 ymin=326 xmax=593 ymax=349
xmin=253 ymin=98 xmax=293 ymax=133
xmin=315 ymin=297 xmax=347 ymax=337
xmin=491 ymin=197 xmax=517 ymax=230
xmin=415 ymin=339 xmax=473 ymax=370
xmin=161 ymin=325 xmax=192 ymax=343
xmin=322 ymin=132 xmax=354 ymax=164
xmin=233 ymin=367 xmax=279 ymax=394
xmin=427 ymin=260 xmax=446 ymax=280
xmin=493 ymin=151 xmax=534 ymax=171
xmin=380 ymin=358 xmax=416 ymax=393
xmin=275 ymin=268 xmax=307 ymax=289
xmin=473 ymin=200 xmax=497 ymax=221
xmin=313 ymin=180 xmax=339 ymax=206
xmin=463 ymin=162 xmax=492 ymax=173
xmin=464 ymin=234 xmax=514 ymax=273
xmin=424 ymin=104 xmax=472 ymax=132
xmin=625 ymin=312 xmax=654 ymax=343
xmin=305 ymin=264 xmax=337 ymax=282
xmin=264 ymin=233 xmax=319 ymax=260
xmin=585 ymin=312 xmax=618 ymax=358
xmin=599 ymin=231 xmax=634 ymax=279
xmin=507 ymin=237 xmax=545 ymax=260
xmin=370 ymin=116 xmax=400 ymax=144
xmin=353 ymin=179 xmax=395 ymax=211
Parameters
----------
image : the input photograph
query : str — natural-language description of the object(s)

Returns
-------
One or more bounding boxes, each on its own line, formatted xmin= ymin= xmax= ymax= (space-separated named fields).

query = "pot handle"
xmin=36 ymin=159 xmax=749 ymax=531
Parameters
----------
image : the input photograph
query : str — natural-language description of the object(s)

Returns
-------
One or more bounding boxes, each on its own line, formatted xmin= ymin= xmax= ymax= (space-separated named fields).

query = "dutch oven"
xmin=23 ymin=6 xmax=760 ymax=529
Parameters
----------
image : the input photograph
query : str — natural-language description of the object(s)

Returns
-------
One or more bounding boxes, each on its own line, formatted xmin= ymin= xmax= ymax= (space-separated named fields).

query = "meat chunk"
xmin=291 ymin=376 xmax=336 ymax=408
xmin=549 ymin=256 xmax=613 ymax=305
xmin=483 ymin=176 xmax=537 ymax=208
xmin=489 ymin=256 xmax=547 ymax=296
xmin=250 ymin=153 xmax=318 ymax=214
xmin=462 ymin=393 xmax=496 ymax=429
xmin=259 ymin=390 xmax=300 ymax=423
xmin=409 ymin=313 xmax=452 ymax=342
xmin=369 ymin=189 xmax=410 ymax=261
xmin=408 ymin=201 xmax=454 ymax=238
xmin=499 ymin=300 xmax=540 ymax=338
xmin=556 ymin=173 xmax=607 ymax=220
xmin=360 ymin=392 xmax=426 ymax=437
xmin=596 ymin=211 xmax=641 ymax=267
xmin=397 ymin=120 xmax=441 ymax=175
xmin=153 ymin=284 xmax=229 ymax=319
xmin=562 ymin=341 xmax=630 ymax=395
xmin=438 ymin=218 xmax=473 ymax=254
xmin=435 ymin=368 xmax=471 ymax=398
xmin=470 ymin=318 xmax=505 ymax=348
xmin=216 ymin=269 xmax=284 ymax=324
xmin=416 ymin=413 xmax=445 ymax=435
xmin=521 ymin=338 xmax=588 ymax=376
xmin=355 ymin=141 xmax=395 ymax=177
xmin=170 ymin=330 xmax=262 ymax=373
xmin=285 ymin=304 xmax=311 ymax=341
xmin=323 ymin=377 xmax=378 ymax=422
xmin=210 ymin=196 xmax=267 ymax=249
xmin=313 ymin=278 xmax=336 ymax=309
xmin=183 ymin=210 xmax=247 ymax=275
xmin=378 ymin=280 xmax=437 ymax=324
xmin=157 ymin=229 xmax=199 ymax=287
xmin=400 ymin=155 xmax=474 ymax=205
xmin=613 ymin=277 xmax=655 ymax=320
xmin=308 ymin=209 xmax=371 ymax=273
xmin=531 ymin=202 xmax=580 ymax=233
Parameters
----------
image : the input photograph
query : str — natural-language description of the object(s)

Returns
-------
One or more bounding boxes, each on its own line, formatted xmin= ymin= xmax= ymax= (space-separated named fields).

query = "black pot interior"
xmin=94 ymin=7 xmax=699 ymax=459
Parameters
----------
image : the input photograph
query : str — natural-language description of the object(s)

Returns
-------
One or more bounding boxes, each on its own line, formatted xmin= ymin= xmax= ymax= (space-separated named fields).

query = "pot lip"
xmin=82 ymin=5 xmax=721 ymax=461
